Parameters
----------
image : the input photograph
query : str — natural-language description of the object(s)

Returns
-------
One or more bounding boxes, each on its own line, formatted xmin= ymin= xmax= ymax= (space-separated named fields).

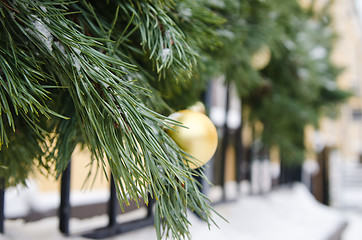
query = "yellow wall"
xmin=301 ymin=0 xmax=362 ymax=163
xmin=327 ymin=0 xmax=362 ymax=161
xmin=33 ymin=145 xmax=109 ymax=192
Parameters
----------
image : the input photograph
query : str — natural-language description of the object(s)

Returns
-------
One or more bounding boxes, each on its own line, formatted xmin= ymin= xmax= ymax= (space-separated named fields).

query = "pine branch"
xmin=0 ymin=1 xmax=223 ymax=239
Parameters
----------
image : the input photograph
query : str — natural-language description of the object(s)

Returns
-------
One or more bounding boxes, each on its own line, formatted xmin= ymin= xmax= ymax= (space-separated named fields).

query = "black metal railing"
xmin=219 ymin=80 xmax=231 ymax=202
xmin=80 ymin=177 xmax=154 ymax=239
xmin=56 ymin=161 xmax=154 ymax=239
xmin=59 ymin=163 xmax=71 ymax=235
xmin=0 ymin=178 xmax=4 ymax=234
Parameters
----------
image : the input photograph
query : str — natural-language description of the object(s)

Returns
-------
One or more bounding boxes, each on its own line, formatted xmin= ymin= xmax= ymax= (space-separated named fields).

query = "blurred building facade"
xmin=312 ymin=0 xmax=362 ymax=162
xmin=302 ymin=0 xmax=362 ymax=207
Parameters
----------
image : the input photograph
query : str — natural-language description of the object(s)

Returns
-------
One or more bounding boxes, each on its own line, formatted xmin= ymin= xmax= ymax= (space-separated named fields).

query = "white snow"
xmin=216 ymin=29 xmax=235 ymax=40
xmin=161 ymin=48 xmax=171 ymax=63
xmin=54 ymin=41 xmax=66 ymax=55
xmin=208 ymin=0 xmax=226 ymax=8
xmin=342 ymin=210 xmax=362 ymax=240
xmin=178 ymin=6 xmax=192 ymax=19
xmin=4 ymin=183 xmax=109 ymax=219
xmin=30 ymin=15 xmax=53 ymax=52
xmin=2 ymin=183 xmax=360 ymax=240
xmin=309 ymin=46 xmax=327 ymax=60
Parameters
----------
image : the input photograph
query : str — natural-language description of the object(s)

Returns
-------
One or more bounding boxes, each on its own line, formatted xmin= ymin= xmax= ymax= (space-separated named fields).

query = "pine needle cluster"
xmin=0 ymin=0 xmax=224 ymax=239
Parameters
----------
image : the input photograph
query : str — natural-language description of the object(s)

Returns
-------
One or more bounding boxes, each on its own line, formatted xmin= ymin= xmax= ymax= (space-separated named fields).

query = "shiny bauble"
xmin=168 ymin=110 xmax=218 ymax=169
xmin=251 ymin=45 xmax=271 ymax=70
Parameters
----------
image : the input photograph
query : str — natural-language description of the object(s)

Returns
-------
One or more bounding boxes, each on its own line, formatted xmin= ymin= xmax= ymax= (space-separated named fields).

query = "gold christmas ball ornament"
xmin=167 ymin=110 xmax=218 ymax=169
xmin=251 ymin=44 xmax=271 ymax=70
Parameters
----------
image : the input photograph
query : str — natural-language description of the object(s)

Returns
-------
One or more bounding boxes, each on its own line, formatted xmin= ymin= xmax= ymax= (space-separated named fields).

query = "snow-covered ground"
xmin=342 ymin=210 xmax=362 ymax=240
xmin=1 ymin=183 xmax=362 ymax=240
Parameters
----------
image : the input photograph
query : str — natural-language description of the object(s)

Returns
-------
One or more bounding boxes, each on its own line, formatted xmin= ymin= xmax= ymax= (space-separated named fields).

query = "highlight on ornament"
xmin=167 ymin=109 xmax=218 ymax=169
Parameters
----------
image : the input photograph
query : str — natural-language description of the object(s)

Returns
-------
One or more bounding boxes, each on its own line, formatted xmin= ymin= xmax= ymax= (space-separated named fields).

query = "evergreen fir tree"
xmin=208 ymin=0 xmax=350 ymax=166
